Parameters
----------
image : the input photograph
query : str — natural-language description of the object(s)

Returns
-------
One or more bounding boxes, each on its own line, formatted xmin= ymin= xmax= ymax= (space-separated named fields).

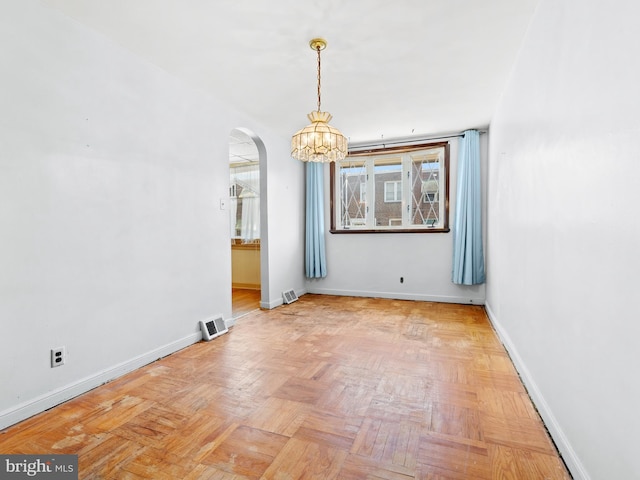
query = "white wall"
xmin=0 ymin=1 xmax=305 ymax=428
xmin=486 ymin=1 xmax=640 ymax=478
xmin=307 ymin=134 xmax=487 ymax=304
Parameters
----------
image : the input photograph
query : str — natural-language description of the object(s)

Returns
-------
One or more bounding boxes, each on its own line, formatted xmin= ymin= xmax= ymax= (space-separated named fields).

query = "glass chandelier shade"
xmin=291 ymin=111 xmax=348 ymax=163
xmin=291 ymin=38 xmax=348 ymax=163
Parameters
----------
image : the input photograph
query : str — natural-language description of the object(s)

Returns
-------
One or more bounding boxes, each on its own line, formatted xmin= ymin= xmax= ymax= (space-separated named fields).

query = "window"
xmin=384 ymin=181 xmax=402 ymax=202
xmin=422 ymin=178 xmax=439 ymax=202
xmin=330 ymin=142 xmax=449 ymax=233
xmin=229 ymin=163 xmax=260 ymax=241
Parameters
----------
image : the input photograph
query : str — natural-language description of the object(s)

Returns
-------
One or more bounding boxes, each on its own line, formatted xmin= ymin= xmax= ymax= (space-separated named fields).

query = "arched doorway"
xmin=228 ymin=128 xmax=267 ymax=318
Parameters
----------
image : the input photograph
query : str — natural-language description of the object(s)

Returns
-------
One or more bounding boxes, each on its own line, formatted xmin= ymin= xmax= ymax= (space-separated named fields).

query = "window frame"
xmin=383 ymin=180 xmax=402 ymax=203
xmin=330 ymin=142 xmax=450 ymax=234
xmin=229 ymin=162 xmax=261 ymax=241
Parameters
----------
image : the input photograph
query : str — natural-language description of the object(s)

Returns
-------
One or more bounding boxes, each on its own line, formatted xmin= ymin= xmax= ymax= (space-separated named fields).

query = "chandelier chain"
xmin=316 ymin=45 xmax=322 ymax=112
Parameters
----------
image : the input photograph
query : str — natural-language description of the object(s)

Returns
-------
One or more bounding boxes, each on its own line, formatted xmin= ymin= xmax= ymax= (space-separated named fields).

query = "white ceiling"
xmin=229 ymin=129 xmax=260 ymax=165
xmin=41 ymin=0 xmax=539 ymax=147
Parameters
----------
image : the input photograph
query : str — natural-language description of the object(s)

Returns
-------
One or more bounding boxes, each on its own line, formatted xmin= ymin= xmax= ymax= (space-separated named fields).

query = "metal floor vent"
xmin=200 ymin=314 xmax=228 ymax=341
xmin=282 ymin=289 xmax=299 ymax=304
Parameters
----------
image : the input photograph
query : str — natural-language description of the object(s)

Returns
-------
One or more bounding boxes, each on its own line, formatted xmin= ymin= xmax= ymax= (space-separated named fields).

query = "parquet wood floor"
xmin=233 ymin=288 xmax=261 ymax=318
xmin=0 ymin=295 xmax=571 ymax=479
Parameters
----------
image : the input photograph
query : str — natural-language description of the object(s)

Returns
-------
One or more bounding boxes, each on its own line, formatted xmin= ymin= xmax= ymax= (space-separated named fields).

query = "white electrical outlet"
xmin=51 ymin=347 xmax=66 ymax=368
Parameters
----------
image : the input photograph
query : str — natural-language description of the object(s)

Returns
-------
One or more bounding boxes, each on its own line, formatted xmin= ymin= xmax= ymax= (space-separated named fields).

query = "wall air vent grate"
xmin=282 ymin=289 xmax=299 ymax=304
xmin=200 ymin=314 xmax=228 ymax=341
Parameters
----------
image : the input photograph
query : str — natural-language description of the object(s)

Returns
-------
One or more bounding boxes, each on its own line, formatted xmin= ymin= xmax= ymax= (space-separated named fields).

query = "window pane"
xmin=330 ymin=142 xmax=449 ymax=233
xmin=384 ymin=181 xmax=402 ymax=202
xmin=410 ymin=149 xmax=442 ymax=227
xmin=374 ymin=157 xmax=402 ymax=227
xmin=230 ymin=163 xmax=260 ymax=240
xmin=338 ymin=159 xmax=367 ymax=228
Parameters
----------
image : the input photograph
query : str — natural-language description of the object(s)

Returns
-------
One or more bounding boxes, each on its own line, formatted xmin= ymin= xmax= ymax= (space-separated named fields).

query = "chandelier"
xmin=291 ymin=38 xmax=348 ymax=163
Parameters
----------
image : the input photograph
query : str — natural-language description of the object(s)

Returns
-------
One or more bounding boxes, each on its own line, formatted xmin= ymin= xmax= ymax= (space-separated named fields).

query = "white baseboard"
xmin=261 ymin=298 xmax=283 ymax=309
xmin=259 ymin=289 xmax=307 ymax=310
xmin=0 ymin=332 xmax=201 ymax=431
xmin=306 ymin=287 xmax=484 ymax=305
xmin=484 ymin=301 xmax=589 ymax=480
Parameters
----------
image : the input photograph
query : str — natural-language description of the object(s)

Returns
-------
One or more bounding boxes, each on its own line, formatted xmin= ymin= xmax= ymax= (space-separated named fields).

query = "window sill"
xmin=330 ymin=227 xmax=450 ymax=234
xmin=231 ymin=240 xmax=261 ymax=249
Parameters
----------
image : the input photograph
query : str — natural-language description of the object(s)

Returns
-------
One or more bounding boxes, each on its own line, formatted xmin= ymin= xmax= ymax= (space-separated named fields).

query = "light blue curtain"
xmin=452 ymin=130 xmax=485 ymax=285
xmin=305 ymin=162 xmax=327 ymax=278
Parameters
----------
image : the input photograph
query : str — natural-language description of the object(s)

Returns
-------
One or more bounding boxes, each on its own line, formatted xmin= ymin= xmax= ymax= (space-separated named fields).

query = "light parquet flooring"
xmin=0 ymin=295 xmax=571 ymax=479
xmin=233 ymin=288 xmax=261 ymax=319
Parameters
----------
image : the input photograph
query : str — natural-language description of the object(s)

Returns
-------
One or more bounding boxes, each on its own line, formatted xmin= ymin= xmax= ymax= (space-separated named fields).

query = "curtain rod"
xmin=348 ymin=129 xmax=487 ymax=152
